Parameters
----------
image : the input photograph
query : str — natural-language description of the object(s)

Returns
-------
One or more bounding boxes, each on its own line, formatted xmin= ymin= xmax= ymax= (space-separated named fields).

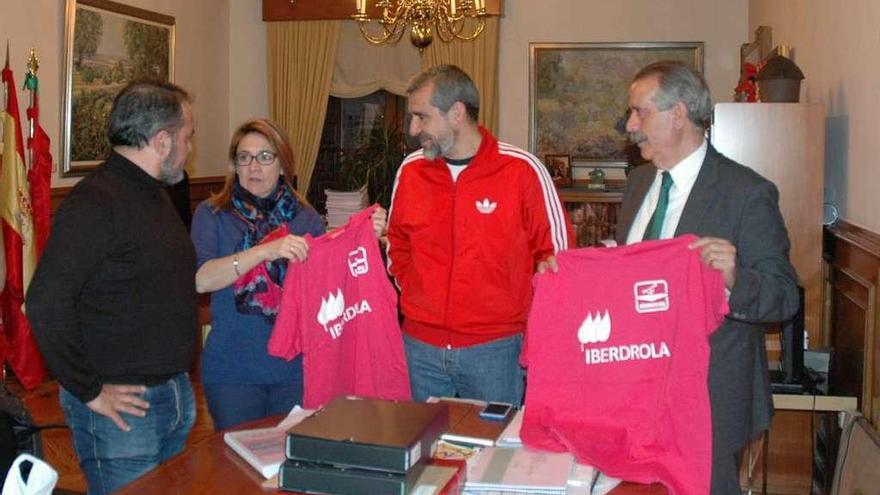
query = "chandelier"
xmin=352 ymin=0 xmax=487 ymax=52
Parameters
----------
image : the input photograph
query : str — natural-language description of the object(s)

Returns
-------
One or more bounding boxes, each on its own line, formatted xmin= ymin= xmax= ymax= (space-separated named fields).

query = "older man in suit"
xmin=615 ymin=61 xmax=800 ymax=493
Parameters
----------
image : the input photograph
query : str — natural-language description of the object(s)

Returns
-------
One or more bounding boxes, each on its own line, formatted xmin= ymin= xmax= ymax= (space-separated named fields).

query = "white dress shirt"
xmin=625 ymin=140 xmax=708 ymax=245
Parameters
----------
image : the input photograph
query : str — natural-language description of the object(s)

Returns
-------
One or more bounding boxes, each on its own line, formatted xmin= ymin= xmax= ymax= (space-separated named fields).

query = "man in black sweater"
xmin=26 ymin=80 xmax=198 ymax=495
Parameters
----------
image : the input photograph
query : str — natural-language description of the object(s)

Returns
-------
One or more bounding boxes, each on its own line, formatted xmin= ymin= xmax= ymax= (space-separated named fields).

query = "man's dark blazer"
xmin=615 ymin=143 xmax=800 ymax=457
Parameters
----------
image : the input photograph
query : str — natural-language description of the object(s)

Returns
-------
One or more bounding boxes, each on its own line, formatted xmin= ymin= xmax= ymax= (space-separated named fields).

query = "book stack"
xmin=222 ymin=405 xmax=315 ymax=479
xmin=325 ymin=186 xmax=368 ymax=229
xmin=278 ymin=396 xmax=449 ymax=494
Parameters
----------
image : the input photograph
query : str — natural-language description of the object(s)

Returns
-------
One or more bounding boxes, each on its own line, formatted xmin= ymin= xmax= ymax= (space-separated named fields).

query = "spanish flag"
xmin=25 ymin=65 xmax=52 ymax=258
xmin=1 ymin=54 xmax=46 ymax=389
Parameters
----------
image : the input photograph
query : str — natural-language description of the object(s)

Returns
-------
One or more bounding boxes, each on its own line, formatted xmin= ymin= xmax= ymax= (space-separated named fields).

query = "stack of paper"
xmin=325 ymin=186 xmax=368 ymax=228
xmin=223 ymin=427 xmax=286 ymax=478
xmin=464 ymin=446 xmax=573 ymax=494
xmin=223 ymin=406 xmax=314 ymax=479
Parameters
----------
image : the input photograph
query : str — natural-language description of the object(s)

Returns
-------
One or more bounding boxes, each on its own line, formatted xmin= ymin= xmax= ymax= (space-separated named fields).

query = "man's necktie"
xmin=643 ymin=171 xmax=673 ymax=241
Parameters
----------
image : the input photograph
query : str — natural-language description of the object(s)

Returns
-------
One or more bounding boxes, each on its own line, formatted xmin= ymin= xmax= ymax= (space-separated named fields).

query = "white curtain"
xmin=330 ymin=22 xmax=422 ymax=98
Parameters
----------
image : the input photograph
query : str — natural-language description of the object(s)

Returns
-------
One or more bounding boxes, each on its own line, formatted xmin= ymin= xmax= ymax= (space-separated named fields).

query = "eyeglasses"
xmin=234 ymin=150 xmax=277 ymax=167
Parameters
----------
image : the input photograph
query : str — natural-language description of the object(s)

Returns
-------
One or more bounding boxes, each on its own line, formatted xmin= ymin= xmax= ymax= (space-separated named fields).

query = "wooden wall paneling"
xmin=829 ymin=267 xmax=870 ymax=411
xmin=188 ymin=175 xmax=227 ymax=211
xmin=712 ymin=103 xmax=826 ymax=350
xmin=50 ymin=185 xmax=71 ymax=214
xmin=263 ymin=0 xmax=504 ymax=21
xmin=871 ymin=283 xmax=879 ymax=426
xmin=825 ymin=221 xmax=880 ymax=427
xmin=49 ymin=176 xmax=226 ymax=216
xmin=823 ymin=259 xmax=834 ymax=348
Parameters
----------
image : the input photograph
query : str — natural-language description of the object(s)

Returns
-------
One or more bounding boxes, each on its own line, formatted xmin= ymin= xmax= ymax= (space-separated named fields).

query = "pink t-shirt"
xmin=268 ymin=206 xmax=411 ymax=408
xmin=521 ymin=235 xmax=728 ymax=495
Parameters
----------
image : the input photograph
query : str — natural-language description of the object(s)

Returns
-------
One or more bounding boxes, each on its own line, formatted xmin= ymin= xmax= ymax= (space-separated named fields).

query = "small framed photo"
xmin=544 ymin=154 xmax=572 ymax=186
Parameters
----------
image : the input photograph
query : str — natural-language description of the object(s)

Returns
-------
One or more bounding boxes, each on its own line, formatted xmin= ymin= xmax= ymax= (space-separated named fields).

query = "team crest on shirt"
xmin=316 ymin=288 xmax=372 ymax=339
xmin=347 ymin=246 xmax=369 ymax=277
xmin=577 ymin=308 xmax=671 ymax=365
xmin=633 ymin=279 xmax=670 ymax=313
xmin=475 ymin=198 xmax=497 ymax=214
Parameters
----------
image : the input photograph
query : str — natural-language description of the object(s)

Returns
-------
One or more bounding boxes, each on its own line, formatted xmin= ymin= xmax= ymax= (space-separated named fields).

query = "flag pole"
xmin=24 ymin=48 xmax=39 ymax=171
xmin=1 ymin=40 xmax=6 ymax=385
xmin=3 ymin=40 xmax=8 ymax=110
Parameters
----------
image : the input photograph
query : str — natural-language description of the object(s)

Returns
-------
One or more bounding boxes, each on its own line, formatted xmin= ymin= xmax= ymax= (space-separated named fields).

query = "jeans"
xmin=404 ymin=334 xmax=525 ymax=406
xmin=59 ymin=373 xmax=195 ymax=495
xmin=203 ymin=381 xmax=302 ymax=431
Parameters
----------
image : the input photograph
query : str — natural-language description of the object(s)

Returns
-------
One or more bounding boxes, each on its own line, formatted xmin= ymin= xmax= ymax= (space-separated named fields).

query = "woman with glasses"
xmin=190 ymin=118 xmax=385 ymax=429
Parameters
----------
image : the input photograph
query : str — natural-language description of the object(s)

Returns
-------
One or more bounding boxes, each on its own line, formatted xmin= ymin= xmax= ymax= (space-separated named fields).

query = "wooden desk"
xmin=772 ymin=393 xmax=856 ymax=412
xmin=741 ymin=394 xmax=858 ymax=494
xmin=116 ymin=414 xmax=666 ymax=495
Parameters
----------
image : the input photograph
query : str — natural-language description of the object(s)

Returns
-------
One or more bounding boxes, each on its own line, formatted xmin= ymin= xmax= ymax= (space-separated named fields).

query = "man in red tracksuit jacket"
xmin=386 ymin=64 xmax=572 ymax=406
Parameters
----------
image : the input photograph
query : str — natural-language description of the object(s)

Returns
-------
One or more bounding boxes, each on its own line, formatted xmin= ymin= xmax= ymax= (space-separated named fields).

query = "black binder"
xmin=278 ymin=459 xmax=426 ymax=494
xmin=285 ymin=396 xmax=448 ymax=473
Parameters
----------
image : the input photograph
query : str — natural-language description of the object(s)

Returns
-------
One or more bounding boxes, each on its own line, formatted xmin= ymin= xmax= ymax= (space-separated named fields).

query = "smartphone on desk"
xmin=479 ymin=401 xmax=513 ymax=421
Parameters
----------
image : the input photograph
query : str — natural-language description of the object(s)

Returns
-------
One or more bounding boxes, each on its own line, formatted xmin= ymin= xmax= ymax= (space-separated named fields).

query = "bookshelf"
xmin=558 ymin=186 xmax=623 ymax=247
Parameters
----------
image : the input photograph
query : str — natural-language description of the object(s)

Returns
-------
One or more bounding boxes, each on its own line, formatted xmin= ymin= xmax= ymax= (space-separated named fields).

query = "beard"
xmin=422 ymin=142 xmax=440 ymax=160
xmin=159 ymin=139 xmax=185 ymax=185
xmin=419 ymin=131 xmax=454 ymax=161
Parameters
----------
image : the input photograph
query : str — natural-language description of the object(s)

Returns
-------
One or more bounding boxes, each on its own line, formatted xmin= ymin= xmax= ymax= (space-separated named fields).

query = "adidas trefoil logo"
xmin=316 ymin=288 xmax=372 ymax=339
xmin=475 ymin=198 xmax=497 ymax=214
xmin=577 ymin=310 xmax=611 ymax=348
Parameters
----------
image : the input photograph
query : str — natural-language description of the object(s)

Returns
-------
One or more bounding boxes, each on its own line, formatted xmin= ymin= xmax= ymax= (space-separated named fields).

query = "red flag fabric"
xmin=1 ymin=62 xmax=46 ymax=389
xmin=26 ymin=92 xmax=51 ymax=257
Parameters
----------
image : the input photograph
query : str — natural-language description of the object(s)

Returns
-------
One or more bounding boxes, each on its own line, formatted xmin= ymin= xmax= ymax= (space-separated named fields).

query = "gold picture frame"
xmin=61 ymin=0 xmax=175 ymax=176
xmin=529 ymin=42 xmax=703 ymax=163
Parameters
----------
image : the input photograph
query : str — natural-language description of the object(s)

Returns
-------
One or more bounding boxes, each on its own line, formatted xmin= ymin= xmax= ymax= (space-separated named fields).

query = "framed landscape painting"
xmin=61 ymin=0 xmax=175 ymax=176
xmin=529 ymin=42 xmax=703 ymax=166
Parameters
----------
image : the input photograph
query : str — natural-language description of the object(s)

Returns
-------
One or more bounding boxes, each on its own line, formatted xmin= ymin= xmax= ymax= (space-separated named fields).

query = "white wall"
xmin=1 ymin=0 xmax=752 ymax=185
xmin=749 ymin=0 xmax=880 ymax=232
xmin=228 ymin=0 xmax=269 ymax=139
xmin=226 ymin=0 xmax=748 ymax=158
xmin=0 ymin=0 xmax=231 ymax=184
xmin=497 ymin=0 xmax=748 ymax=149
